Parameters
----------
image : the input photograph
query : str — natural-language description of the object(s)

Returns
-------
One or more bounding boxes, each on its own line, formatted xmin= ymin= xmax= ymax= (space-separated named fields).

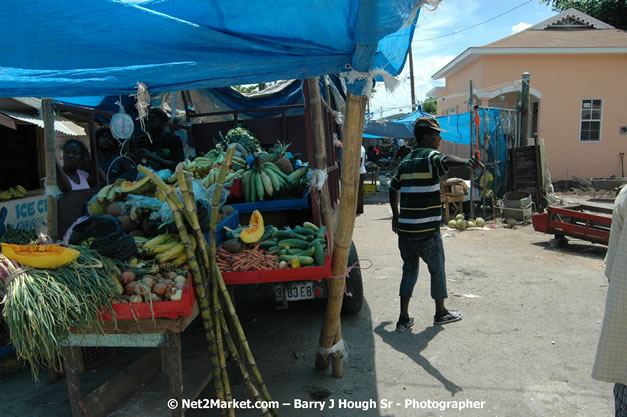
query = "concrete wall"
xmin=435 ymin=53 xmax=627 ymax=180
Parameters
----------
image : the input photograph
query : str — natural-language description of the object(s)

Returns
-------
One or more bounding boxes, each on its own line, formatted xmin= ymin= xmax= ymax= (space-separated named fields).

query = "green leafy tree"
xmin=421 ymin=97 xmax=438 ymax=114
xmin=540 ymin=0 xmax=627 ymax=30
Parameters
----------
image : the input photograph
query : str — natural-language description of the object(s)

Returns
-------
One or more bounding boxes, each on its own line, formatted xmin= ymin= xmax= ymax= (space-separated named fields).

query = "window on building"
xmin=446 ymin=107 xmax=456 ymax=116
xmin=580 ymin=99 xmax=602 ymax=142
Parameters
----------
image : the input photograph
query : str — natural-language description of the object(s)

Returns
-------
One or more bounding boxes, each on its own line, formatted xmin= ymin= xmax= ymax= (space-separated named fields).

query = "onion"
xmin=149 ymin=293 xmax=162 ymax=302
xmin=125 ymin=281 xmax=138 ymax=296
xmin=120 ymin=271 xmax=136 ymax=285
xmin=141 ymin=276 xmax=157 ymax=288
xmin=165 ymin=271 xmax=178 ymax=280
xmin=174 ymin=275 xmax=186 ymax=287
xmin=129 ymin=295 xmax=143 ymax=303
xmin=152 ymin=282 xmax=169 ymax=297
xmin=170 ymin=289 xmax=183 ymax=301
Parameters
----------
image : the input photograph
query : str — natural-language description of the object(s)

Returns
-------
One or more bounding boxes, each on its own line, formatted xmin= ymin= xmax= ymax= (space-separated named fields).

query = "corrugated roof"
xmin=0 ymin=110 xmax=86 ymax=136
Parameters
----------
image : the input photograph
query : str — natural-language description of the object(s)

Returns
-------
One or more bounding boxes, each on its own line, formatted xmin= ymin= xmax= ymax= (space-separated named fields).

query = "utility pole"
xmin=520 ymin=72 xmax=530 ymax=147
xmin=409 ymin=47 xmax=416 ymax=111
xmin=468 ymin=80 xmax=475 ymax=220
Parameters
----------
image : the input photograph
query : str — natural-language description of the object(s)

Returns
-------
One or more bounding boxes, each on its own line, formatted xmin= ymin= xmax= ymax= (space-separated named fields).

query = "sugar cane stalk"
xmin=137 ymin=165 xmax=225 ymax=404
xmin=177 ymin=166 xmax=233 ymax=417
xmin=207 ymin=148 xmax=277 ymax=416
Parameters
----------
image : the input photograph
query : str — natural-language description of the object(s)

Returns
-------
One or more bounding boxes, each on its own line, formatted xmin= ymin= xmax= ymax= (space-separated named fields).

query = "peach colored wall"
xmin=439 ymin=53 xmax=627 ymax=180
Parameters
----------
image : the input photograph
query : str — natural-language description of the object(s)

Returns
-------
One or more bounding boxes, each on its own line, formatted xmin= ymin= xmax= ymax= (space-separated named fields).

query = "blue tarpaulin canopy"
xmin=0 ymin=0 xmax=422 ymax=98
xmin=363 ymin=107 xmax=433 ymax=138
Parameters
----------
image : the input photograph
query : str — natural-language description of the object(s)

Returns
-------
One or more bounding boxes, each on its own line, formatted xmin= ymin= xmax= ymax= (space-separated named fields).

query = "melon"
xmin=456 ymin=220 xmax=467 ymax=230
xmin=467 ymin=221 xmax=476 ymax=228
xmin=456 ymin=214 xmax=465 ymax=221
xmin=475 ymin=217 xmax=486 ymax=227
xmin=448 ymin=220 xmax=457 ymax=229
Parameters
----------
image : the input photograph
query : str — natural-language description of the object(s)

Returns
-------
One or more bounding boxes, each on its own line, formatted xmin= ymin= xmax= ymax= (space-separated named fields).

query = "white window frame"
xmin=579 ymin=98 xmax=603 ymax=143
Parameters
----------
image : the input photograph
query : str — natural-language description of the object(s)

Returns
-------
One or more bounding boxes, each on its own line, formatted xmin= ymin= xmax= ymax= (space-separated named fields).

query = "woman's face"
xmin=98 ymin=131 xmax=115 ymax=152
xmin=63 ymin=143 xmax=83 ymax=170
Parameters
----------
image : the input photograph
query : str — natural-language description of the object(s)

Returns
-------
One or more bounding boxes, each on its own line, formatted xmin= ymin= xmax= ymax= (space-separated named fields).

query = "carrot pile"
xmin=216 ymin=244 xmax=280 ymax=272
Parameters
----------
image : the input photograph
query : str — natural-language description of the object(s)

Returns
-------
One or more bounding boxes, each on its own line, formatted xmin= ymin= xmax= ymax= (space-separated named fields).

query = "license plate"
xmin=275 ymin=282 xmax=315 ymax=301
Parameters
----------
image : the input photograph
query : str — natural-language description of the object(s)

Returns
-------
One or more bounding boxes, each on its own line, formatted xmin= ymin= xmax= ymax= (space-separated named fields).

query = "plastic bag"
xmin=69 ymin=216 xmax=138 ymax=261
xmin=123 ymin=194 xmax=164 ymax=212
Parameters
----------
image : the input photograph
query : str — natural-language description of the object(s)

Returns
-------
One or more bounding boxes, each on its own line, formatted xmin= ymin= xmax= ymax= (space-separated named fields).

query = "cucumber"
xmin=312 ymin=239 xmax=325 ymax=266
xmin=277 ymin=238 xmax=310 ymax=249
xmin=316 ymin=225 xmax=327 ymax=240
xmin=259 ymin=239 xmax=278 ymax=249
xmin=279 ymin=255 xmax=315 ymax=265
xmin=267 ymin=245 xmax=281 ymax=253
xmin=289 ymin=247 xmax=315 ymax=257
xmin=293 ymin=226 xmax=314 ymax=235
xmin=302 ymin=222 xmax=320 ymax=233
xmin=272 ymin=230 xmax=308 ymax=240
xmin=279 ymin=249 xmax=288 ymax=255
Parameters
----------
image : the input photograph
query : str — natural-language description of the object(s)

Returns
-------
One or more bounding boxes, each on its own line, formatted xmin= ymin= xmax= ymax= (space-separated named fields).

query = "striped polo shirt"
xmin=390 ymin=147 xmax=448 ymax=238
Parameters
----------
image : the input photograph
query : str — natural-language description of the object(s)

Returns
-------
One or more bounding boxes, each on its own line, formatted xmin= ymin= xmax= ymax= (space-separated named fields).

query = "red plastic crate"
xmin=99 ymin=275 xmax=195 ymax=321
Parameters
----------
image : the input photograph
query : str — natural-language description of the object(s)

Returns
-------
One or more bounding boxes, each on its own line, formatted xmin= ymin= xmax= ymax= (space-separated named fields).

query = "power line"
xmin=413 ymin=0 xmax=533 ymax=42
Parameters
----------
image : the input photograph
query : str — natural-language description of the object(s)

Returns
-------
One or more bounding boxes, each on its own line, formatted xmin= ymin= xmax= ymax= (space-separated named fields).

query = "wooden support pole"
xmin=42 ymin=98 xmax=59 ymax=240
xmin=315 ymin=91 xmax=368 ymax=376
xmin=520 ymin=72 xmax=531 ymax=147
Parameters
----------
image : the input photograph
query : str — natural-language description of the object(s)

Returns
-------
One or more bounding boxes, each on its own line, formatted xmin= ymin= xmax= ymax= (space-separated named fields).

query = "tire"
xmin=342 ymin=241 xmax=364 ymax=314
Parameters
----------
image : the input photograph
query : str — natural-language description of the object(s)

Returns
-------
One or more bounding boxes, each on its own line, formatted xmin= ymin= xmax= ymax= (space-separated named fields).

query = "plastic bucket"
xmin=503 ymin=191 xmax=532 ymax=209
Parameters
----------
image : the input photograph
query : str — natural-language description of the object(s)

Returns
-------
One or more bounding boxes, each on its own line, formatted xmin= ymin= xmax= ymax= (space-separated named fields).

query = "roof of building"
xmin=432 ymin=8 xmax=627 ymax=79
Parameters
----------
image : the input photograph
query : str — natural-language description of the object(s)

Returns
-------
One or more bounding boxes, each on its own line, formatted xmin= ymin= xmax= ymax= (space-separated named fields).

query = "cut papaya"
xmin=239 ymin=210 xmax=264 ymax=243
xmin=119 ymin=176 xmax=155 ymax=195
xmin=1 ymin=243 xmax=80 ymax=269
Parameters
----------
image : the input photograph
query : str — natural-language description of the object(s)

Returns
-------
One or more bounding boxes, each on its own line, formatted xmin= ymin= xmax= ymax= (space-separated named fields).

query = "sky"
xmin=369 ymin=0 xmax=558 ymax=119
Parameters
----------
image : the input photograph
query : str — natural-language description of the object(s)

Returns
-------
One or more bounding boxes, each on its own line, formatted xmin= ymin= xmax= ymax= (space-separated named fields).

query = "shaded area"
xmin=373 ymin=322 xmax=462 ymax=397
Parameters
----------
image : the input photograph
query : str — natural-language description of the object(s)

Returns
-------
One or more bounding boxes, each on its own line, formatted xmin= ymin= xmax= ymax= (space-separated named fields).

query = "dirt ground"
xmin=0 ymin=188 xmax=616 ymax=416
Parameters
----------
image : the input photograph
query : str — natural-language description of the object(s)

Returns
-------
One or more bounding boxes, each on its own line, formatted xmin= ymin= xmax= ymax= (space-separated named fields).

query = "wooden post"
xmin=315 ymin=91 xmax=367 ymax=376
xmin=409 ymin=48 xmax=416 ymax=112
xmin=306 ymin=79 xmax=334 ymax=243
xmin=42 ymin=98 xmax=59 ymax=240
xmin=88 ymin=113 xmax=100 ymax=189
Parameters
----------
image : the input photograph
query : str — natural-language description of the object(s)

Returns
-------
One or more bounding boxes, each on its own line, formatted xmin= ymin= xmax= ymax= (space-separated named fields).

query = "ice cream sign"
xmin=0 ymin=195 xmax=48 ymax=235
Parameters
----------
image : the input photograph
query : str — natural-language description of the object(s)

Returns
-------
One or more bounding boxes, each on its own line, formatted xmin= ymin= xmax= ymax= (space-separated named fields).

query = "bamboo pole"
xmin=41 ymin=99 xmax=58 ymax=240
xmin=315 ymin=91 xmax=368 ymax=375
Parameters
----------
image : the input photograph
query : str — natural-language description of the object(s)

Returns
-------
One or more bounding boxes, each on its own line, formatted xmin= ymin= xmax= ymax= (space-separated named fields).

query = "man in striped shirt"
xmin=389 ymin=117 xmax=483 ymax=331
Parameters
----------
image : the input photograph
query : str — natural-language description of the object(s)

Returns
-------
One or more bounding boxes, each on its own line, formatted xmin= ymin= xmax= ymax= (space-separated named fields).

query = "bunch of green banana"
xmin=201 ymin=167 xmax=244 ymax=188
xmin=204 ymin=148 xmax=226 ymax=165
xmin=231 ymin=156 xmax=248 ymax=171
xmin=0 ymin=185 xmax=27 ymax=201
xmin=241 ymin=161 xmax=289 ymax=202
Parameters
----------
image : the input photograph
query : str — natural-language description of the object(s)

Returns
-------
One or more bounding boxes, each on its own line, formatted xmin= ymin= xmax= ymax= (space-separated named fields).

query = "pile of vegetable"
xmin=113 ymin=265 xmax=189 ymax=304
xmin=0 ymin=225 xmax=38 ymax=245
xmin=220 ymin=213 xmax=327 ymax=271
xmin=0 ymin=247 xmax=120 ymax=380
xmin=448 ymin=214 xmax=486 ymax=230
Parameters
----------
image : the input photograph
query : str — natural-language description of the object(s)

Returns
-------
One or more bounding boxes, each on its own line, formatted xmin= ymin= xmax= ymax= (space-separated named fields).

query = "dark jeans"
xmin=398 ymin=232 xmax=448 ymax=300
xmin=616 ymin=383 xmax=627 ymax=417
xmin=357 ymin=173 xmax=365 ymax=213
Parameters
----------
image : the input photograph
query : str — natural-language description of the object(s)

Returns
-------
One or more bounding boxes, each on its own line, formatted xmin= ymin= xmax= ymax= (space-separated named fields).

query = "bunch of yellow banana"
xmin=140 ymin=233 xmax=196 ymax=266
xmin=0 ymin=185 xmax=27 ymax=201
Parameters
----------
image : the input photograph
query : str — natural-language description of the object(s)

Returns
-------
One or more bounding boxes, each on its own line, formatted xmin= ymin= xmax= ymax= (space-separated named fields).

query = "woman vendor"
xmin=56 ymin=139 xmax=100 ymax=192
xmin=96 ymin=127 xmax=132 ymax=183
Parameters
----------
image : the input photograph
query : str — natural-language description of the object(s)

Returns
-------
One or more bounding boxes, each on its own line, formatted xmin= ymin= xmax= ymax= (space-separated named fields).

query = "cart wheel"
xmin=553 ymin=234 xmax=568 ymax=247
xmin=342 ymin=241 xmax=363 ymax=314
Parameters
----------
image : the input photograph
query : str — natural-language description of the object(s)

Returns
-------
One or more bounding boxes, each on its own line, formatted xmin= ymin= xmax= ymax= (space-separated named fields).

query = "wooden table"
xmin=62 ymin=303 xmax=210 ymax=417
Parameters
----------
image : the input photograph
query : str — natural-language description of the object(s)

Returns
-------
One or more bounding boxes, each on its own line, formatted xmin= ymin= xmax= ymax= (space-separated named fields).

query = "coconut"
xmin=448 ymin=220 xmax=457 ymax=229
xmin=476 ymin=217 xmax=486 ymax=227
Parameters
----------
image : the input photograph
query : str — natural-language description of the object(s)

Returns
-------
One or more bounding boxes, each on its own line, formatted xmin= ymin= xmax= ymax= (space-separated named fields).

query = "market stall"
xmin=2 ymin=0 xmax=429 ymax=415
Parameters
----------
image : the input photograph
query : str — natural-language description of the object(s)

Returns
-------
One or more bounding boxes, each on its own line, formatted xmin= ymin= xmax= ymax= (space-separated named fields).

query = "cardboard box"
xmin=363 ymin=184 xmax=376 ymax=195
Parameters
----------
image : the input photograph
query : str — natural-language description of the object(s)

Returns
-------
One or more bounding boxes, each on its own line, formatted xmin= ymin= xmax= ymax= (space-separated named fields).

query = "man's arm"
xmin=389 ymin=187 xmax=400 ymax=234
xmin=443 ymin=154 xmax=484 ymax=170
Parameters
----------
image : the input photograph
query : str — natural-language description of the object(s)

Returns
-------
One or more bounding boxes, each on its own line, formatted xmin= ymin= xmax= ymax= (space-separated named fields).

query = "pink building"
xmin=428 ymin=8 xmax=627 ymax=181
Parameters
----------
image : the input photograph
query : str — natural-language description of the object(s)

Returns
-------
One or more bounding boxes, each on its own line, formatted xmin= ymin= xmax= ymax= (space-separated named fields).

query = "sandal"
xmin=434 ymin=310 xmax=462 ymax=325
xmin=396 ymin=317 xmax=415 ymax=332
